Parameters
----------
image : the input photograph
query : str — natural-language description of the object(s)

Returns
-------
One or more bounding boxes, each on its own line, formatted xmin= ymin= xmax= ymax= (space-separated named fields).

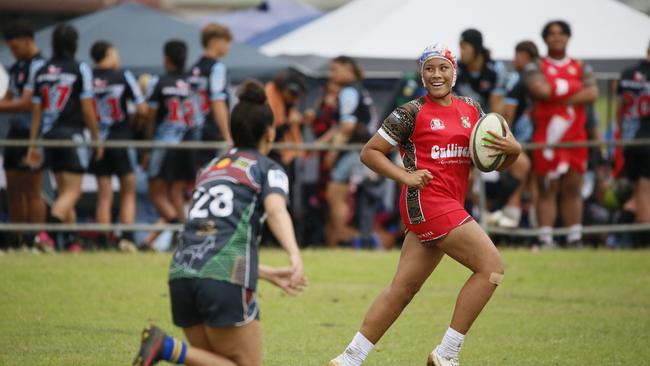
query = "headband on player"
xmin=418 ymin=43 xmax=457 ymax=87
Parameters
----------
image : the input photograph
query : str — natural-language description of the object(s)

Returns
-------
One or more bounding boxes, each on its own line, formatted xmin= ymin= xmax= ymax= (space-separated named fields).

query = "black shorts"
xmin=194 ymin=124 xmax=222 ymax=171
xmin=43 ymin=128 xmax=90 ymax=173
xmin=3 ymin=126 xmax=36 ymax=171
xmin=624 ymin=128 xmax=650 ymax=181
xmin=148 ymin=147 xmax=196 ymax=182
xmin=169 ymin=278 xmax=259 ymax=328
xmin=89 ymin=147 xmax=137 ymax=177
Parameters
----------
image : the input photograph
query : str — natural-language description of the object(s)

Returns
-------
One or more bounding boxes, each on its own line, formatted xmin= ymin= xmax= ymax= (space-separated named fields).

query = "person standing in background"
xmin=141 ymin=40 xmax=194 ymax=249
xmin=323 ymin=56 xmax=375 ymax=247
xmin=188 ymin=23 xmax=233 ymax=171
xmin=525 ymin=20 xmax=599 ymax=248
xmin=454 ymin=28 xmax=507 ymax=114
xmin=26 ymin=24 xmax=103 ymax=251
xmin=88 ymin=40 xmax=147 ymax=251
xmin=486 ymin=41 xmax=538 ymax=228
xmin=0 ymin=20 xmax=49 ymax=252
xmin=615 ymin=42 xmax=650 ymax=245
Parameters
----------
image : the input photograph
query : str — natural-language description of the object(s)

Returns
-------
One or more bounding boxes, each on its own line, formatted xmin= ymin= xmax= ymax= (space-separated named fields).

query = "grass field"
xmin=1 ymin=248 xmax=649 ymax=365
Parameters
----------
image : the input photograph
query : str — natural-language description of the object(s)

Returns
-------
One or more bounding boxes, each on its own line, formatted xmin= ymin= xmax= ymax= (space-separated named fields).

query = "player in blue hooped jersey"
xmin=133 ymin=80 xmax=306 ymax=366
xmin=0 ymin=20 xmax=49 ymax=250
xmin=26 ymin=24 xmax=103 ymax=250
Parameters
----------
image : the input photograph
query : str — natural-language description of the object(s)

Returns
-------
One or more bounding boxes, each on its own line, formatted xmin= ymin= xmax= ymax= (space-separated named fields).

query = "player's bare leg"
xmin=204 ymin=321 xmax=262 ymax=366
xmin=52 ymin=172 xmax=83 ymax=223
xmin=5 ymin=170 xmax=29 ymax=247
xmin=428 ymin=220 xmax=504 ymax=365
xmin=330 ymin=232 xmax=443 ymax=366
xmin=145 ymin=178 xmax=178 ymax=249
xmin=25 ymin=170 xmax=46 ymax=224
xmin=119 ymin=173 xmax=137 ymax=225
xmin=326 ymin=182 xmax=355 ymax=247
xmin=170 ymin=181 xmax=188 ymax=223
xmin=502 ymin=153 xmax=531 ymax=225
xmin=559 ymin=170 xmax=583 ymax=246
xmin=436 ymin=220 xmax=504 ymax=334
xmin=635 ymin=178 xmax=650 ymax=244
xmin=96 ymin=176 xmax=114 ymax=226
xmin=360 ymin=232 xmax=443 ymax=342
xmin=536 ymin=175 xmax=559 ymax=247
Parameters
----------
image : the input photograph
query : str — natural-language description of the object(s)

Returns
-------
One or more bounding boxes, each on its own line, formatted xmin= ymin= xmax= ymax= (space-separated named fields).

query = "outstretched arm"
xmin=263 ymin=193 xmax=306 ymax=290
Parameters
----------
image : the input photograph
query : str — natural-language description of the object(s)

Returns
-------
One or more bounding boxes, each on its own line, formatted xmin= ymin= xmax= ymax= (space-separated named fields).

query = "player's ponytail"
xmin=231 ymin=80 xmax=274 ymax=149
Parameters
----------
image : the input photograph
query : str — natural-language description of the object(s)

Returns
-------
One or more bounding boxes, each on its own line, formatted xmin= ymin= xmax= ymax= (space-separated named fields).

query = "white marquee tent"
xmin=262 ymin=0 xmax=650 ymax=76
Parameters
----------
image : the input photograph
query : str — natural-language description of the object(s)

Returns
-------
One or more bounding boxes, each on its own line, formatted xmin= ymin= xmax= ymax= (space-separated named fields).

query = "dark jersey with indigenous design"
xmin=504 ymin=63 xmax=537 ymax=141
xmin=146 ymin=72 xmax=194 ymax=142
xmin=454 ymin=60 xmax=506 ymax=112
xmin=378 ymin=96 xmax=482 ymax=225
xmin=32 ymin=57 xmax=94 ymax=134
xmin=7 ymin=52 xmax=46 ymax=130
xmin=187 ymin=57 xmax=228 ymax=139
xmin=169 ymin=149 xmax=289 ymax=291
xmin=92 ymin=69 xmax=144 ymax=140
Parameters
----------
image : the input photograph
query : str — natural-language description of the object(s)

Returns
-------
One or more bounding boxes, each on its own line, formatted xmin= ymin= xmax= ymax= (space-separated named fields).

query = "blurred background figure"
xmin=486 ymin=40 xmax=538 ymax=229
xmin=614 ymin=41 xmax=650 ymax=246
xmin=526 ymin=20 xmax=598 ymax=248
xmin=88 ymin=40 xmax=146 ymax=252
xmin=188 ymin=23 xmax=233 ymax=171
xmin=142 ymin=40 xmax=193 ymax=250
xmin=455 ymin=28 xmax=507 ymax=114
xmin=323 ymin=55 xmax=376 ymax=247
xmin=26 ymin=24 xmax=102 ymax=252
xmin=0 ymin=20 xmax=48 ymax=252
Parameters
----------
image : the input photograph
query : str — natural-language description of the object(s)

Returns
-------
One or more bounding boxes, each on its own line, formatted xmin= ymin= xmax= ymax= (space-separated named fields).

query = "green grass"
xmin=1 ymin=249 xmax=649 ymax=365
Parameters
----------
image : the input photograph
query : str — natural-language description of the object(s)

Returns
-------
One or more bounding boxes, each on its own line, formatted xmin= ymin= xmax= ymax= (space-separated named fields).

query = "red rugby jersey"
xmin=378 ymin=95 xmax=482 ymax=224
xmin=532 ymin=57 xmax=588 ymax=145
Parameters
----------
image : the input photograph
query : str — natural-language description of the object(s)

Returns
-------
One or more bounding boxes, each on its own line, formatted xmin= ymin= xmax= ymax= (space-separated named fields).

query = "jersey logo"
xmin=461 ymin=116 xmax=471 ymax=128
xmin=547 ymin=66 xmax=557 ymax=75
xmin=430 ymin=118 xmax=445 ymax=130
xmin=47 ymin=65 xmax=61 ymax=74
xmin=18 ymin=72 xmax=25 ymax=83
xmin=567 ymin=66 xmax=577 ymax=75
xmin=431 ymin=144 xmax=470 ymax=160
xmin=215 ymin=158 xmax=231 ymax=169
xmin=192 ymin=67 xmax=200 ymax=76
xmin=268 ymin=169 xmax=289 ymax=194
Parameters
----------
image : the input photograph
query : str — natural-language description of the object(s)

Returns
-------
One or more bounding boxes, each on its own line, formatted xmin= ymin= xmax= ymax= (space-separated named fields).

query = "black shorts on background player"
xmin=169 ymin=278 xmax=259 ymax=328
xmin=89 ymin=147 xmax=137 ymax=177
xmin=3 ymin=127 xmax=33 ymax=171
xmin=42 ymin=127 xmax=90 ymax=173
xmin=624 ymin=128 xmax=650 ymax=181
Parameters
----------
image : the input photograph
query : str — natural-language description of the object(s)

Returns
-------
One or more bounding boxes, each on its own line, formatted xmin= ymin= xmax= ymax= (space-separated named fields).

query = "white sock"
xmin=437 ymin=327 xmax=465 ymax=359
xmin=539 ymin=226 xmax=553 ymax=245
xmin=503 ymin=205 xmax=521 ymax=223
xmin=340 ymin=332 xmax=374 ymax=366
xmin=567 ymin=224 xmax=582 ymax=243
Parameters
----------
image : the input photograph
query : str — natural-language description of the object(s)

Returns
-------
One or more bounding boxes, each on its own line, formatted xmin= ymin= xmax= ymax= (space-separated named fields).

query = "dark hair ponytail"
xmin=231 ymin=80 xmax=274 ymax=149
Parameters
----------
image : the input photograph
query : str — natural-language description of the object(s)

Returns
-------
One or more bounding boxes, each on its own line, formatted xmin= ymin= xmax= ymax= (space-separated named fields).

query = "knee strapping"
xmin=489 ymin=272 xmax=504 ymax=286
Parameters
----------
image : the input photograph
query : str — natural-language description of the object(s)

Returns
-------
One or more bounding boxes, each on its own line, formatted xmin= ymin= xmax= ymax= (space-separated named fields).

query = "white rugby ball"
xmin=469 ymin=112 xmax=507 ymax=172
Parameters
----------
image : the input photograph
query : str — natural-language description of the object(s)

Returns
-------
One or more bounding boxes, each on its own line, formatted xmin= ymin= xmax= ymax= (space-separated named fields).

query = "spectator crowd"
xmin=1 ymin=18 xmax=649 ymax=253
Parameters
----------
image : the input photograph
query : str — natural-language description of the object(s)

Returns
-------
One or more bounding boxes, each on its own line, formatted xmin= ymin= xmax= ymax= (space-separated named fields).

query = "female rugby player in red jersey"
xmin=330 ymin=44 xmax=521 ymax=366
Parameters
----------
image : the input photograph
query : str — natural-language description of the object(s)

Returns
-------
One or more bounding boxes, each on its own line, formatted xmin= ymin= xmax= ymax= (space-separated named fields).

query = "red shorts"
xmin=403 ymin=208 xmax=473 ymax=246
xmin=532 ymin=146 xmax=587 ymax=177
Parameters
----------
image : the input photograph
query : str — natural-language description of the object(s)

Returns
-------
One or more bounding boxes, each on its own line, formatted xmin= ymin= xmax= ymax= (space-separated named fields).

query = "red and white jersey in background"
xmin=532 ymin=57 xmax=589 ymax=175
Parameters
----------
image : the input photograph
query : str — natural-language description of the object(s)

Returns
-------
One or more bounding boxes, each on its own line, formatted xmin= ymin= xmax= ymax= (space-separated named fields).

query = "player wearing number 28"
xmin=132 ymin=80 xmax=307 ymax=366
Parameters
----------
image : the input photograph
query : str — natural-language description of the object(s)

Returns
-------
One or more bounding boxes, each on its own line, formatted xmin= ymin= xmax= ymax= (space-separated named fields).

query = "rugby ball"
xmin=469 ymin=112 xmax=507 ymax=172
